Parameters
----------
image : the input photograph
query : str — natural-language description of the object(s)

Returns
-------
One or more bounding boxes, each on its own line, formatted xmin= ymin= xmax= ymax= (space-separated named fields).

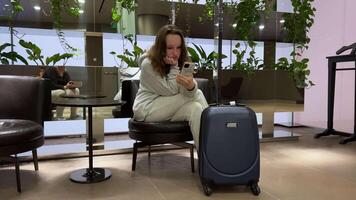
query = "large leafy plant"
xmin=110 ymin=34 xmax=143 ymax=68
xmin=0 ymin=43 xmax=28 ymax=65
xmin=187 ymin=43 xmax=226 ymax=70
xmin=19 ymin=39 xmax=74 ymax=66
xmin=229 ymin=0 xmax=266 ymax=75
xmin=232 ymin=41 xmax=263 ymax=77
xmin=275 ymin=0 xmax=316 ymax=88
xmin=275 ymin=56 xmax=312 ymax=88
xmin=110 ymin=34 xmax=143 ymax=78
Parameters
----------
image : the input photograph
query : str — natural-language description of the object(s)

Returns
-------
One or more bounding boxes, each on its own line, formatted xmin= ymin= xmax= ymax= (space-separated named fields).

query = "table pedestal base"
xmin=259 ymin=130 xmax=299 ymax=142
xmin=70 ymin=168 xmax=111 ymax=183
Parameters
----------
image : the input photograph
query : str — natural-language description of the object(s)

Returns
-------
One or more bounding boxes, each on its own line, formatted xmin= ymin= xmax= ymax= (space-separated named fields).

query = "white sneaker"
xmin=55 ymin=117 xmax=66 ymax=121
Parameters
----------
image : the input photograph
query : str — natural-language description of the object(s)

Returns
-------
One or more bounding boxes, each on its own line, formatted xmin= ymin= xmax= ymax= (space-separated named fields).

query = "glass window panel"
xmin=277 ymin=0 xmax=293 ymax=13
xmin=103 ymin=32 xmax=124 ymax=67
xmin=0 ymin=26 xmax=11 ymax=44
xmin=276 ymin=42 xmax=293 ymax=63
xmin=136 ymin=34 xmax=155 ymax=52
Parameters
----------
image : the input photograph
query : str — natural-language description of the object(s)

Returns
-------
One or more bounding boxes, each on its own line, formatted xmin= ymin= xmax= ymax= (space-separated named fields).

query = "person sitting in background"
xmin=37 ymin=66 xmax=46 ymax=78
xmin=43 ymin=65 xmax=80 ymax=120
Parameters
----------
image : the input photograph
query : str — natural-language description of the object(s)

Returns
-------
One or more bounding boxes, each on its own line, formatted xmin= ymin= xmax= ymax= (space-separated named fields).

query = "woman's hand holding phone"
xmin=176 ymin=74 xmax=195 ymax=90
xmin=176 ymin=62 xmax=195 ymax=90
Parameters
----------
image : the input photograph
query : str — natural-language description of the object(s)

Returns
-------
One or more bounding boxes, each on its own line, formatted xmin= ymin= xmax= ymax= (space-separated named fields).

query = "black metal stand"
xmin=314 ymin=55 xmax=356 ymax=144
xmin=70 ymin=107 xmax=111 ymax=183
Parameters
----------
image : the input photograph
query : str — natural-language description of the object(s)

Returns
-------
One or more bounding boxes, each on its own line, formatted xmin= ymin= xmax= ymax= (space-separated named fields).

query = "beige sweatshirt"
xmin=132 ymin=55 xmax=197 ymax=121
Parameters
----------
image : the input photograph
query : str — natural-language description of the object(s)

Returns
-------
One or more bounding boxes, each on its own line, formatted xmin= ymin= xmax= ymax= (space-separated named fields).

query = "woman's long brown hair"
xmin=148 ymin=25 xmax=189 ymax=77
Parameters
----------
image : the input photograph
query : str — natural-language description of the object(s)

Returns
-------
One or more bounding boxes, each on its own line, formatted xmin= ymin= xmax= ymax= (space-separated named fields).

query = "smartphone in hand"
xmin=68 ymin=81 xmax=82 ymax=88
xmin=181 ymin=62 xmax=195 ymax=77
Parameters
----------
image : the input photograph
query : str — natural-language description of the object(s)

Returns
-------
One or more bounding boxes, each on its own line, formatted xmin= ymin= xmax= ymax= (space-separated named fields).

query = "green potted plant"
xmin=229 ymin=0 xmax=266 ymax=75
xmin=187 ymin=43 xmax=227 ymax=103
xmin=110 ymin=34 xmax=144 ymax=78
xmin=19 ymin=39 xmax=74 ymax=66
xmin=187 ymin=43 xmax=227 ymax=70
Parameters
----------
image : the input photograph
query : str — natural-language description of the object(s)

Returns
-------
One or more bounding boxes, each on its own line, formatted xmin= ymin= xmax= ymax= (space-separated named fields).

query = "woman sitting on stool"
xmin=132 ymin=25 xmax=208 ymax=149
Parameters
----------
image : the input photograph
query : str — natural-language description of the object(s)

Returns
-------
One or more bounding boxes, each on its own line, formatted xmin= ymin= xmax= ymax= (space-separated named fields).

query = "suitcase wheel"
xmin=250 ymin=182 xmax=261 ymax=196
xmin=200 ymin=178 xmax=213 ymax=196
xmin=202 ymin=183 xmax=212 ymax=196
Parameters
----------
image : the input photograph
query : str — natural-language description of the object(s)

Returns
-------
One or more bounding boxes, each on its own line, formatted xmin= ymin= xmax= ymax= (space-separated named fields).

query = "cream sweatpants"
xmin=144 ymin=89 xmax=208 ymax=149
xmin=52 ymin=88 xmax=80 ymax=118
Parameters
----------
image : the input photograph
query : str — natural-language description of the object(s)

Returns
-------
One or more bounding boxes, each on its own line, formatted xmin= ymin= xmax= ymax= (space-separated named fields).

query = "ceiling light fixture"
xmin=34 ymin=6 xmax=41 ymax=11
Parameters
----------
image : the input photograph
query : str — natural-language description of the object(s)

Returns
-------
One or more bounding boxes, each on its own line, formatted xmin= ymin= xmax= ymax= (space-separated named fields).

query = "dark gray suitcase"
xmin=199 ymin=106 xmax=260 ymax=196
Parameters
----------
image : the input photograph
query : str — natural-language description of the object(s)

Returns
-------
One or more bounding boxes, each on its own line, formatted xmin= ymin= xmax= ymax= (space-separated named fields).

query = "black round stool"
xmin=0 ymin=119 xmax=44 ymax=192
xmin=128 ymin=119 xmax=195 ymax=172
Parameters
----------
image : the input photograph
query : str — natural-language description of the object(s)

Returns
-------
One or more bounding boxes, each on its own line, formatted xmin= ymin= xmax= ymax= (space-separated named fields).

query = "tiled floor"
xmin=1 ymin=126 xmax=356 ymax=200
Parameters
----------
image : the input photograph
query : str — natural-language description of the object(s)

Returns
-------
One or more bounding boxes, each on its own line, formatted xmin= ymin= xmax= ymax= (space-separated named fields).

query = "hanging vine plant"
xmin=10 ymin=0 xmax=24 ymax=16
xmin=229 ymin=0 xmax=270 ymax=75
xmin=275 ymin=0 xmax=316 ymax=88
xmin=111 ymin=0 xmax=137 ymax=24
xmin=50 ymin=0 xmax=80 ymax=53
xmin=0 ymin=0 xmax=27 ymax=66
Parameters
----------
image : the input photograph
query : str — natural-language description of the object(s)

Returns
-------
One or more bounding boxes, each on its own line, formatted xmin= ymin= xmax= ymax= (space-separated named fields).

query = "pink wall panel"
xmin=294 ymin=0 xmax=356 ymax=132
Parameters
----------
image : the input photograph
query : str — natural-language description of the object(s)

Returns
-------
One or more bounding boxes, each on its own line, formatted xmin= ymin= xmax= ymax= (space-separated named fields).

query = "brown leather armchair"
xmin=0 ymin=75 xmax=47 ymax=192
xmin=120 ymin=78 xmax=209 ymax=172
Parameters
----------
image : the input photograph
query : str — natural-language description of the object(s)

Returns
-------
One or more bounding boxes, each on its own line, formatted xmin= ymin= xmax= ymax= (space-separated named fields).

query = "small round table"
xmin=52 ymin=96 xmax=125 ymax=183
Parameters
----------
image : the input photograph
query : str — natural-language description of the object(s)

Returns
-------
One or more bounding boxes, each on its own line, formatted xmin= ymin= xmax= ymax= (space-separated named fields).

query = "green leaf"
xmin=19 ymin=40 xmax=32 ymax=49
xmin=124 ymin=49 xmax=134 ymax=57
xmin=187 ymin=47 xmax=200 ymax=63
xmin=2 ymin=52 xmax=17 ymax=61
xmin=133 ymin=46 xmax=143 ymax=56
xmin=0 ymin=43 xmax=13 ymax=52
xmin=60 ymin=53 xmax=74 ymax=60
xmin=14 ymin=53 xmax=28 ymax=65
xmin=192 ymin=43 xmax=204 ymax=59
xmin=46 ymin=53 xmax=59 ymax=65
xmin=198 ymin=45 xmax=207 ymax=59
xmin=117 ymin=55 xmax=131 ymax=65
xmin=25 ymin=49 xmax=33 ymax=58
xmin=1 ymin=58 xmax=9 ymax=65
xmin=45 ymin=56 xmax=52 ymax=65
